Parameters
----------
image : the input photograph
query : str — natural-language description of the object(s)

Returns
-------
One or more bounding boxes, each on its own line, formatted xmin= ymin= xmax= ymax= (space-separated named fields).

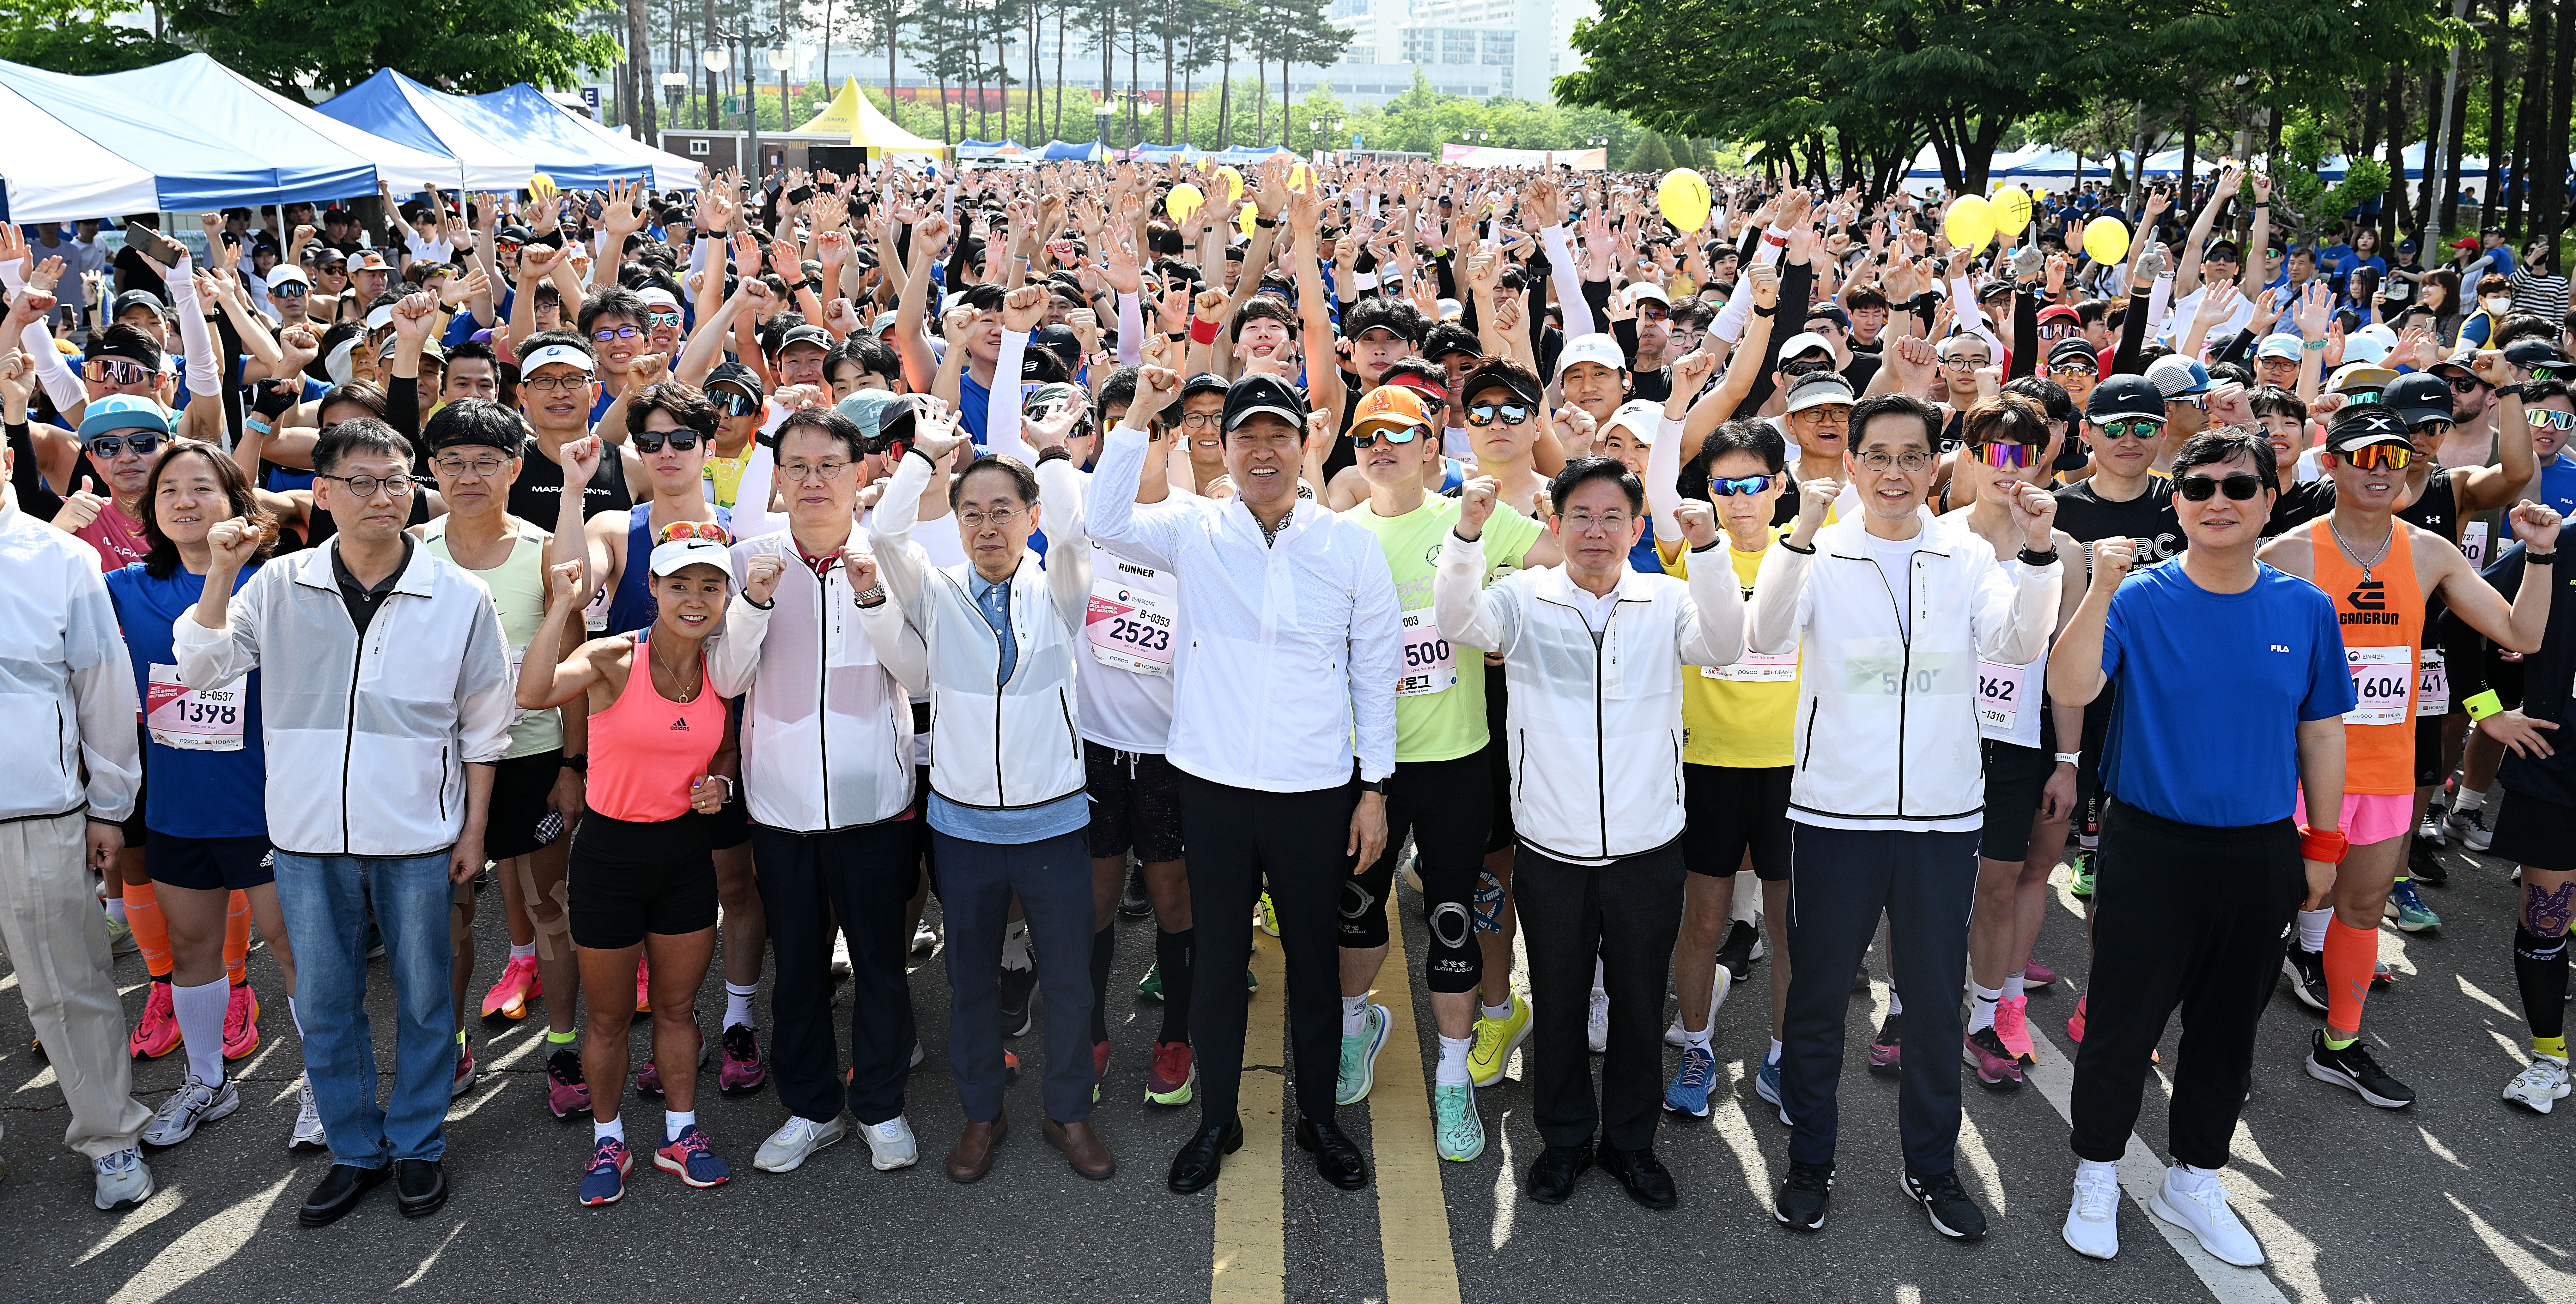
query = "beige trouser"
xmin=0 ymin=812 xmax=149 ymax=1159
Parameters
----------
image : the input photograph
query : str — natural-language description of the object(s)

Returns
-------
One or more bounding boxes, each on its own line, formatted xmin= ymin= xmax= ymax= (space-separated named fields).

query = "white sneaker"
xmin=2503 ymin=1054 xmax=2573 ymax=1114
xmin=289 ymin=1074 xmax=327 ymax=1151
xmin=2150 ymin=1168 xmax=2264 ymax=1267
xmin=2062 ymin=1168 xmax=2121 ymax=1259
xmin=831 ymin=932 xmax=853 ymax=978
xmin=141 ymin=1074 xmax=240 ymax=1148
xmin=92 ymin=1147 xmax=154 ymax=1210
xmin=912 ymin=922 xmax=938 ymax=955
xmin=753 ymin=1114 xmax=849 ymax=1172
xmin=1587 ymin=987 xmax=1609 ymax=1054
xmin=862 ymin=1114 xmax=919 ymax=1170
xmin=1662 ymin=968 xmax=1730 ymax=1048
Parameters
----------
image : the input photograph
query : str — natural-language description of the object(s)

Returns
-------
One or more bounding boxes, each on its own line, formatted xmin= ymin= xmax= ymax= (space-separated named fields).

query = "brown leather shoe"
xmin=1044 ymin=1117 xmax=1116 ymax=1180
xmin=946 ymin=1112 xmax=1006 ymax=1183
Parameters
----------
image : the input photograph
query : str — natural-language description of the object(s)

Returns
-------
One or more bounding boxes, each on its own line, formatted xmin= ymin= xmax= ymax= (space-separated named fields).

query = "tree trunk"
xmin=1054 ymin=4 xmax=1068 ymax=140
xmin=1219 ymin=41 xmax=1232 ymax=147
xmin=2383 ymin=71 xmax=2408 ymax=246
xmin=887 ymin=1 xmax=900 ymax=120
xmin=2546 ymin=0 xmax=2576 ymax=242
xmin=1281 ymin=51 xmax=1291 ymax=148
xmin=704 ymin=0 xmax=721 ymax=150
xmin=2438 ymin=3 xmax=2471 ymax=238
xmin=822 ymin=0 xmax=834 ymax=91
xmin=2178 ymin=98 xmax=2198 ymax=221
xmin=2487 ymin=0 xmax=2512 ymax=220
xmin=1163 ymin=23 xmax=1175 ymax=144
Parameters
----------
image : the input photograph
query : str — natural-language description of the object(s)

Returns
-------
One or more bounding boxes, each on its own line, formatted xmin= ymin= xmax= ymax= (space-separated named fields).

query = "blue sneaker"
xmin=578 ymin=1137 xmax=631 ymax=1206
xmin=1756 ymin=1055 xmax=1788 ymax=1115
xmin=1664 ymin=1045 xmax=1716 ymax=1117
xmin=2386 ymin=879 xmax=2440 ymax=933
xmin=653 ymin=1124 xmax=732 ymax=1187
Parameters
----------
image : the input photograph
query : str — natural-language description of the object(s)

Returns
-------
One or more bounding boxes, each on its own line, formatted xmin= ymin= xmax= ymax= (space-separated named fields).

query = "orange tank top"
xmin=2310 ymin=521 xmax=2423 ymax=795
xmin=586 ymin=631 xmax=726 ymax=822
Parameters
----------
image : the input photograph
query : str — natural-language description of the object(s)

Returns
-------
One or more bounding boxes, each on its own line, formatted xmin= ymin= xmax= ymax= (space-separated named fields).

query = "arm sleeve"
xmin=1730 ymin=260 xmax=1813 ymax=418
xmin=1646 ymin=416 xmax=1686 ymax=542
xmin=1539 ymin=225 xmax=1593 ymax=341
xmin=24 ymin=314 xmax=87 ymax=412
xmin=987 ymin=330 xmax=1031 ymax=460
xmin=165 ymin=254 xmax=223 ymax=401
xmin=1035 ymin=457 xmax=1092 ymax=630
xmin=2008 ymin=287 xmax=2038 ymax=381
xmin=1116 ymin=291 xmax=1145 ymax=367
xmin=1711 ymin=227 xmax=1790 ymax=345
xmin=1674 ymin=549 xmax=1748 ymax=668
xmin=2110 ymin=285 xmax=2156 ymax=376
xmin=1082 ymin=424 xmax=1183 ymax=570
xmin=1347 ymin=551 xmax=1402 ymax=784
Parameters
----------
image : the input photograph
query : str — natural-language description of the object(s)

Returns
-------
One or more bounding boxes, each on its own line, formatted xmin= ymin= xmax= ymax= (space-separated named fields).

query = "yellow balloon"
xmin=1288 ymin=163 xmax=1315 ymax=193
xmin=528 ymin=173 xmax=558 ymax=202
xmin=1991 ymin=185 xmax=2032 ymax=238
xmin=1216 ymin=166 xmax=1245 ymax=204
xmin=1165 ymin=183 xmax=1206 ymax=221
xmin=1656 ymin=168 xmax=1711 ymax=233
xmin=1942 ymin=194 xmax=1996 ymax=251
xmin=2082 ymin=216 xmax=2132 ymax=265
xmin=1238 ymin=201 xmax=1259 ymax=238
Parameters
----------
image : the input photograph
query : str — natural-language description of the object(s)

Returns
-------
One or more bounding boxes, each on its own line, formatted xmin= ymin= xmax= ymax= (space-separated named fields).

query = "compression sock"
xmin=1967 ymin=981 xmax=2002 ymax=1034
xmin=1089 ymin=926 xmax=1115 ymax=1044
xmin=223 ymin=890 xmax=251 ymax=986
xmin=171 ymin=977 xmax=228 ymax=1086
xmin=2515 ymin=925 xmax=2569 ymax=1052
xmin=723 ymin=982 xmax=757 ymax=1030
xmin=1156 ymin=927 xmax=1195 ymax=1045
xmin=2296 ymin=907 xmax=2332 ymax=956
xmin=2321 ymin=917 xmax=2378 ymax=1046
xmin=124 ymin=877 xmax=172 ymax=980
xmin=1435 ymin=1035 xmax=1473 ymax=1086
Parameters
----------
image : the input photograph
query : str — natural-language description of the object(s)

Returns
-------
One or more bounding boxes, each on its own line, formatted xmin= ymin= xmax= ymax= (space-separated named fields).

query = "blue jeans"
xmin=272 ymin=851 xmax=456 ymax=1167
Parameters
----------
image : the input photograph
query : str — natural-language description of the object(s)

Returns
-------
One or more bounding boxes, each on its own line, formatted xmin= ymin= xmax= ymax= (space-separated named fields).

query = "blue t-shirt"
xmin=959 ymin=371 xmax=992 ymax=444
xmin=104 ymin=563 xmax=270 ymax=839
xmin=2098 ymin=559 xmax=2355 ymax=827
xmin=2506 ymin=454 xmax=2576 ymax=541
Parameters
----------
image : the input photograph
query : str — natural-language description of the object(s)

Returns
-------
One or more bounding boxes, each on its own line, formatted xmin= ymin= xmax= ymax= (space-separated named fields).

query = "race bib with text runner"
xmin=1086 ymin=578 xmax=1176 ymax=676
xmin=146 ymin=662 xmax=245 ymax=752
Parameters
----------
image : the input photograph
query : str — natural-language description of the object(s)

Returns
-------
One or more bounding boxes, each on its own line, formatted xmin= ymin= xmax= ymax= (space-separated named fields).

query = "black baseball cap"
xmin=2085 ymin=374 xmax=2167 ymax=424
xmin=2046 ymin=338 xmax=2099 ymax=369
xmin=2326 ymin=404 xmax=2415 ymax=453
xmin=2504 ymin=338 xmax=2573 ymax=373
xmin=1462 ymin=366 xmax=1542 ymax=407
xmin=1221 ymin=375 xmax=1307 ymax=432
xmin=2382 ymin=372 xmax=2455 ymax=428
xmin=707 ymin=359 xmax=765 ymax=404
xmin=1180 ymin=372 xmax=1233 ymax=403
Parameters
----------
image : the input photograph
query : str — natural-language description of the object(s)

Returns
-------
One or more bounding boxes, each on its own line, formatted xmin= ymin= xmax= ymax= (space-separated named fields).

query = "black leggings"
xmin=1340 ymin=750 xmax=1492 ymax=993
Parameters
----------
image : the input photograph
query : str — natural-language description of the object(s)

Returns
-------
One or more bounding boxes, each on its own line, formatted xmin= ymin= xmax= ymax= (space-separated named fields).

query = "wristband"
xmin=2530 ymin=550 xmax=2558 ymax=566
xmin=2052 ymin=752 xmax=2081 ymax=766
xmin=559 ymin=754 xmax=589 ymax=774
xmin=744 ymin=595 xmax=775 ymax=610
xmin=2298 ymin=825 xmax=2349 ymax=864
xmin=1036 ymin=446 xmax=1072 ymax=465
xmin=1188 ymin=317 xmax=1222 ymax=346
xmin=1752 ymin=304 xmax=1776 ymax=317
xmin=1255 ymin=216 xmax=1279 ymax=229
xmin=2304 ymin=338 xmax=2328 ymax=351
xmin=1779 ymin=538 xmax=1816 ymax=555
xmin=2464 ymin=689 xmax=2504 ymax=721
xmin=2018 ymin=545 xmax=2060 ymax=567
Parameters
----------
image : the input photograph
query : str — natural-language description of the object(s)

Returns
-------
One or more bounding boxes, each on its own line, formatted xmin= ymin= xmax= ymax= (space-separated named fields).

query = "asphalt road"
xmin=3 ymin=830 xmax=2572 ymax=1304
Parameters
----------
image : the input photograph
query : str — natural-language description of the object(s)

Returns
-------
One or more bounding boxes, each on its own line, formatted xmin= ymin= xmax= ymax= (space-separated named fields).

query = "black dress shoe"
xmin=1168 ymin=1116 xmax=1244 ymax=1194
xmin=1596 ymin=1142 xmax=1677 ymax=1209
xmin=298 ymin=1162 xmax=388 ymax=1227
xmin=1525 ymin=1144 xmax=1592 ymax=1204
xmin=1294 ymin=1117 xmax=1368 ymax=1190
xmin=392 ymin=1159 xmax=447 ymax=1218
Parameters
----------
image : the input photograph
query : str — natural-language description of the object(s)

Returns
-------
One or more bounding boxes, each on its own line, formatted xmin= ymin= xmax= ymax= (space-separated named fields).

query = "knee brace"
xmin=1340 ymin=855 xmax=1393 ymax=949
xmin=1423 ymin=873 xmax=1484 ymax=994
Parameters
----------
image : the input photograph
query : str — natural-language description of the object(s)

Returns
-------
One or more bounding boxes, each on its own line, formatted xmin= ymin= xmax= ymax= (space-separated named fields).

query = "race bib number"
xmin=2417 ymin=649 xmax=2448 ymax=717
xmin=1977 ymin=661 xmax=2022 ymax=732
xmin=2461 ymin=519 xmax=2491 ymax=569
xmin=1840 ymin=639 xmax=1962 ymax=697
xmin=2343 ymin=645 xmax=2412 ymax=726
xmin=1706 ymin=650 xmax=1796 ymax=682
xmin=582 ymin=581 xmax=610 ymax=634
xmin=1397 ymin=608 xmax=1457 ymax=697
xmin=1086 ymin=578 xmax=1176 ymax=676
xmin=145 ymin=662 xmax=244 ymax=752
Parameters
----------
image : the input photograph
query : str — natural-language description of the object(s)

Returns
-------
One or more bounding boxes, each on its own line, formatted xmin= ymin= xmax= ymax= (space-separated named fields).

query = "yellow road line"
xmin=1211 ymin=932 xmax=1287 ymax=1304
xmin=1368 ymin=911 xmax=1465 ymax=1304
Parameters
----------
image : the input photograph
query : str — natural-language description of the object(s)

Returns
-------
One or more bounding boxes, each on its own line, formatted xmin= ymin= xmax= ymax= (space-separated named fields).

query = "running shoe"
xmin=1118 ymin=860 xmax=1152 ymax=919
xmin=653 ymin=1124 xmax=732 ymax=1187
xmin=1136 ymin=961 xmax=1164 ymax=1000
xmin=1335 ymin=1003 xmax=1391 ymax=1105
xmin=452 ymin=1039 xmax=479 ymax=1098
xmin=1715 ymin=920 xmax=1761 ymax=984
xmin=998 ymin=963 xmax=1037 ymax=1038
xmin=2282 ymin=946 xmax=2330 ymax=1012
xmin=1003 ymin=1048 xmax=1020 ymax=1082
xmin=1993 ymin=995 xmax=2035 ymax=1063
xmin=860 ymin=1115 xmax=918 ymax=1170
xmin=1902 ymin=1168 xmax=1988 ymax=1240
xmin=1257 ymin=892 xmax=1280 ymax=937
xmin=2067 ymin=847 xmax=2096 ymax=898
xmin=1663 ymin=1045 xmax=1717 ymax=1117
xmin=1467 ymin=994 xmax=1532 ymax=1087
xmin=2304 ymin=1029 xmax=2416 ymax=1108
xmin=92 ymin=1147 xmax=153 ymax=1211
xmin=754 ymin=1114 xmax=846 ymax=1173
xmin=2067 ymin=993 xmax=2087 ymax=1043
xmin=1755 ymin=1056 xmax=1788 ymax=1125
xmin=1964 ymin=1027 xmax=2022 ymax=1091
xmin=1665 ymin=967 xmax=1731 ymax=1048
xmin=830 ymin=932 xmax=853 ymax=977
xmin=637 ymin=1018 xmax=708 ymax=1098
xmin=2503 ymin=1054 xmax=2573 ymax=1114
xmin=1146 ymin=1041 xmax=1196 ymax=1105
xmin=720 ymin=1023 xmax=767 ymax=1093
xmin=221 ymin=981 xmax=259 ymax=1061
xmin=1867 ymin=1014 xmax=1902 ymax=1077
xmin=1434 ymin=1081 xmax=1485 ymax=1161
xmin=2409 ymin=834 xmax=2449 ymax=885
xmin=2022 ymin=960 xmax=2058 ymax=987
xmin=1245 ymin=967 xmax=1258 ymax=994
xmin=2150 ymin=1168 xmax=2264 ymax=1266
xmin=2386 ymin=879 xmax=2440 ymax=932
xmin=2372 ymin=961 xmax=2397 ymax=991
xmin=912 ymin=921 xmax=939 ymax=955
xmin=634 ymin=956 xmax=651 ymax=1012
xmin=481 ymin=954 xmax=542 ymax=1020
xmin=129 ymin=981 xmax=179 ymax=1059
xmin=290 ymin=1074 xmax=326 ymax=1151
xmin=2418 ymin=804 xmax=2447 ymax=845
xmin=2064 ymin=1168 xmax=2122 ymax=1260
xmin=106 ymin=912 xmax=137 ymax=957
xmin=1586 ymin=987 xmax=1609 ymax=1054
xmin=2455 ymin=803 xmax=2497 ymax=850
xmin=1773 ymin=1161 xmax=1834 ymax=1231
xmin=579 ymin=1136 xmax=632 ymax=1205
xmin=142 ymin=1073 xmax=240 ymax=1148
xmin=546 ymin=1047 xmax=591 ymax=1119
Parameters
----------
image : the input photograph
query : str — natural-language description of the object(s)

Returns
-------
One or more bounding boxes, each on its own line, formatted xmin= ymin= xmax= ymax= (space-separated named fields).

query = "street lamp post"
xmin=707 ymin=29 xmax=784 ymax=176
xmin=1093 ymin=98 xmax=1116 ymax=161
xmin=767 ymin=40 xmax=793 ymax=174
xmin=659 ymin=70 xmax=689 ymax=143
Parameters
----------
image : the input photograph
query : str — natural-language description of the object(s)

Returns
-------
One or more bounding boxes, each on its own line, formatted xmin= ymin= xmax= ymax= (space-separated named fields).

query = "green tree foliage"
xmin=164 ymin=0 xmax=623 ymax=95
xmin=1627 ymin=130 xmax=1673 ymax=173
xmin=0 ymin=0 xmax=184 ymax=74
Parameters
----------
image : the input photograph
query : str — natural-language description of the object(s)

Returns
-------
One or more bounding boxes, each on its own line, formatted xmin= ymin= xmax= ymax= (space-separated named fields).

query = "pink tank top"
xmin=585 ymin=631 xmax=724 ymax=822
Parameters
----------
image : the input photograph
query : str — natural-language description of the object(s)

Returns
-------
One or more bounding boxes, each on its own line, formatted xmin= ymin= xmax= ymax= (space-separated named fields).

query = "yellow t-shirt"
xmin=704 ymin=450 xmax=752 ymax=510
xmin=1662 ymin=526 xmax=1797 ymax=768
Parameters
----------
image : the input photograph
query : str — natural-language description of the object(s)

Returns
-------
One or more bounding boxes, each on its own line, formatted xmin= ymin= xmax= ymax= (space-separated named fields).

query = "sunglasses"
xmin=647 ymin=311 xmax=682 ymax=328
xmin=1350 ymin=425 xmax=1423 ymax=447
xmin=85 ymin=433 xmax=162 ymax=459
xmin=86 ymin=358 xmax=150 ymax=385
xmin=2095 ymin=420 xmax=2163 ymax=441
xmin=2446 ymin=373 xmax=2489 ymax=392
xmin=633 ymin=432 xmax=703 ymax=453
xmin=2176 ymin=472 xmax=2264 ymax=501
xmin=2338 ymin=442 xmax=2415 ymax=470
xmin=1709 ymin=474 xmax=1778 ymax=497
xmin=1968 ymin=440 xmax=2034 ymax=469
xmin=272 ymin=282 xmax=309 ymax=298
xmin=712 ymin=389 xmax=760 ymax=417
xmin=1637 ymin=304 xmax=1670 ymax=322
xmin=1465 ymin=402 xmax=1531 ymax=427
xmin=657 ymin=520 xmax=731 ymax=545
xmin=2047 ymin=362 xmax=2095 ymax=380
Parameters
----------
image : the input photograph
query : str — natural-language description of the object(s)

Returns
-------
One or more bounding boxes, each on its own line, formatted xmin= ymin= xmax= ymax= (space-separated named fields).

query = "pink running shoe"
xmin=131 ymin=980 xmax=180 ymax=1059
xmin=579 ymin=1136 xmax=631 ymax=1205
xmin=1994 ymin=995 xmax=2035 ymax=1063
xmin=221 ymin=981 xmax=260 ymax=1060
xmin=482 ymin=954 xmax=542 ymax=1020
xmin=719 ymin=1023 xmax=768 ymax=1094
xmin=1964 ymin=1027 xmax=2024 ymax=1091
xmin=2066 ymin=993 xmax=2087 ymax=1044
xmin=1866 ymin=1014 xmax=1902 ymax=1077
xmin=546 ymin=1047 xmax=591 ymax=1119
xmin=2021 ymin=960 xmax=2058 ymax=987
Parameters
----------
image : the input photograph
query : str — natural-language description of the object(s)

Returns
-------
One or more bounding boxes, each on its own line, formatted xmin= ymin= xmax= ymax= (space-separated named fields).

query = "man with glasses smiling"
xmin=506 ymin=333 xmax=641 ymax=534
xmin=576 ymin=287 xmax=652 ymax=429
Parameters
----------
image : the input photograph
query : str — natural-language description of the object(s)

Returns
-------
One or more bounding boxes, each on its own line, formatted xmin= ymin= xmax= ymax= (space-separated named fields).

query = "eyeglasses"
xmin=317 ymin=471 xmax=421 ymax=498
xmin=1854 ymin=449 xmax=1935 ymax=473
xmin=1350 ymin=426 xmax=1422 ymax=448
xmin=430 ymin=453 xmax=513 ymax=478
xmin=647 ymin=311 xmax=682 ymax=328
xmin=657 ymin=520 xmax=731 ymax=545
xmin=2339 ymin=443 xmax=2415 ymax=471
xmin=2526 ymin=408 xmax=2576 ymax=431
xmin=1709 ymin=474 xmax=1778 ymax=497
xmin=2095 ymin=420 xmax=2162 ymax=441
xmin=633 ymin=432 xmax=703 ymax=453
xmin=86 ymin=358 xmax=150 ymax=385
xmin=779 ymin=459 xmax=854 ymax=482
xmin=2176 ymin=472 xmax=2264 ymax=501
xmin=1636 ymin=304 xmax=1670 ymax=322
xmin=1969 ymin=440 xmax=2035 ymax=470
xmin=1941 ymin=355 xmax=1991 ymax=369
xmin=1178 ymin=412 xmax=1223 ymax=430
xmin=712 ymin=389 xmax=760 ymax=416
xmin=2447 ymin=373 xmax=2490 ymax=392
xmin=2172 ymin=394 xmax=2208 ymax=411
xmin=956 ymin=505 xmax=1025 ymax=529
xmin=1557 ymin=511 xmax=1634 ymax=534
xmin=1465 ymin=402 xmax=1531 ymax=427
xmin=85 ymin=433 xmax=162 ymax=459
xmin=591 ymin=325 xmax=642 ymax=342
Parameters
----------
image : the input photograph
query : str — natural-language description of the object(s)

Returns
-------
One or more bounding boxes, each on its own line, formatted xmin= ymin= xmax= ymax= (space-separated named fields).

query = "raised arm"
xmin=2046 ymin=538 xmax=2132 ymax=705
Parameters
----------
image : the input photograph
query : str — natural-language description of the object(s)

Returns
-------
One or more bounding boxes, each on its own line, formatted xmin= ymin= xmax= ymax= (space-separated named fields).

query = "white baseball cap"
xmin=647 ymin=536 xmax=737 ymax=585
xmin=1600 ymin=398 xmax=1664 ymax=446
xmin=1555 ymin=332 xmax=1627 ymax=382
xmin=1778 ymin=331 xmax=1834 ymax=362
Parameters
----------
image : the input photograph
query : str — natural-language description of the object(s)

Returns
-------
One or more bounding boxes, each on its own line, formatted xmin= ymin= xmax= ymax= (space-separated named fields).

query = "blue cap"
xmin=2144 ymin=355 xmax=2211 ymax=398
xmin=77 ymin=394 xmax=175 ymax=442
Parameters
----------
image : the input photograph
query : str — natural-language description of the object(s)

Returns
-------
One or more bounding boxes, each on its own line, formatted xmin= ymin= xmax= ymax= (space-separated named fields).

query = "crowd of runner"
xmin=5 ymin=154 xmax=2574 ymax=1267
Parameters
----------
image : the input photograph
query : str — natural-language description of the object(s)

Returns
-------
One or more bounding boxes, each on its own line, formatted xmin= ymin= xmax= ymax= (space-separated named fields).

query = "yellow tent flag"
xmin=787 ymin=76 xmax=951 ymax=152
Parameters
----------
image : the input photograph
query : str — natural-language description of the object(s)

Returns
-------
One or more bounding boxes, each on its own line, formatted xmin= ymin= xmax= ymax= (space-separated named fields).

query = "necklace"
xmin=651 ymin=641 xmax=701 ymax=703
xmin=2326 ymin=516 xmax=2395 ymax=584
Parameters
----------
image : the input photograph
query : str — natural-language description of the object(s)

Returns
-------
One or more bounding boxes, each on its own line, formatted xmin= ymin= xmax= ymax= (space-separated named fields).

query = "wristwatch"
xmin=854 ymin=585 xmax=888 ymax=608
xmin=559 ymin=754 xmax=588 ymax=774
xmin=2052 ymin=752 xmax=2081 ymax=766
xmin=1358 ymin=777 xmax=1388 ymax=796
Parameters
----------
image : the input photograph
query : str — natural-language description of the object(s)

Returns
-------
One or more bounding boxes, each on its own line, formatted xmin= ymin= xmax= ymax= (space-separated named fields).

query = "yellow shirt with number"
xmin=1661 ymin=526 xmax=1798 ymax=768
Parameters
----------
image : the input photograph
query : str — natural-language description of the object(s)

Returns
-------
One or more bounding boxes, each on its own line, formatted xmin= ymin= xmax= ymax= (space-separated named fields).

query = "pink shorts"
xmin=2292 ymin=791 xmax=2416 ymax=847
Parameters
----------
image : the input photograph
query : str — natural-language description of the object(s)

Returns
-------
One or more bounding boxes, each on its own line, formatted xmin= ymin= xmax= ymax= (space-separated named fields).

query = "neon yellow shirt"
xmin=1344 ymin=494 xmax=1542 ymax=764
xmin=1663 ymin=525 xmax=1797 ymax=768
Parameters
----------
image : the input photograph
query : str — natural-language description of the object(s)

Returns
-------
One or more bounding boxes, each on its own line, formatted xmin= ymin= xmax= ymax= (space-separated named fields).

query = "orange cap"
xmin=1349 ymin=385 xmax=1432 ymax=441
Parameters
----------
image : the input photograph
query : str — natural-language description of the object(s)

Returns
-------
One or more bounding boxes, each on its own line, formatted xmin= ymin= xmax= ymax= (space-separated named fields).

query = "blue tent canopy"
xmin=1037 ymin=140 xmax=1102 ymax=161
xmin=319 ymin=71 xmax=697 ymax=191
